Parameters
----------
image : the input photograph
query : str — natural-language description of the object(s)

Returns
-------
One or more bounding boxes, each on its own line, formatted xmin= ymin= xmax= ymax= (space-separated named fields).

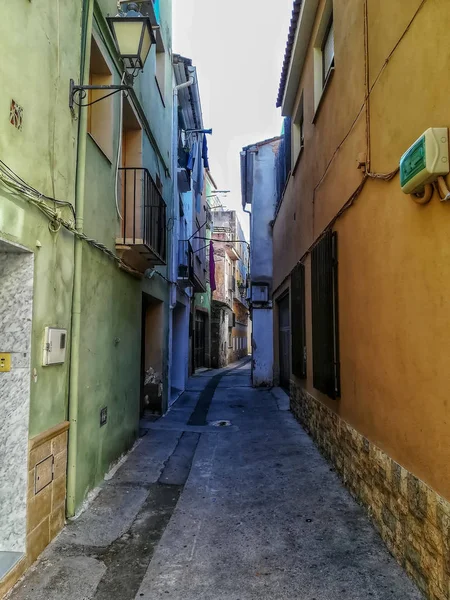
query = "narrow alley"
xmin=8 ymin=360 xmax=420 ymax=600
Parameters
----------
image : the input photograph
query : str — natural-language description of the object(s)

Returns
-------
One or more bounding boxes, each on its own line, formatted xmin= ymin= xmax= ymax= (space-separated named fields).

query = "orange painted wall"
xmin=273 ymin=0 xmax=450 ymax=500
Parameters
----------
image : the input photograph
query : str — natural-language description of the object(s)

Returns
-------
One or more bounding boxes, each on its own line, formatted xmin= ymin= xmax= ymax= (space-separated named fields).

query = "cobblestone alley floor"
xmin=7 ymin=360 xmax=422 ymax=600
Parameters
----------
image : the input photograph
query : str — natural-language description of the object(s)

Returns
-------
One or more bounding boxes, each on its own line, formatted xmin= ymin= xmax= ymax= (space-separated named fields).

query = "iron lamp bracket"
xmin=69 ymin=78 xmax=132 ymax=111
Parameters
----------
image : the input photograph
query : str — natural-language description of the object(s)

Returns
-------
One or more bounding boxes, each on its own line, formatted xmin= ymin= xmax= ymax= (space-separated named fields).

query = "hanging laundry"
xmin=202 ymin=134 xmax=210 ymax=169
xmin=187 ymin=140 xmax=198 ymax=171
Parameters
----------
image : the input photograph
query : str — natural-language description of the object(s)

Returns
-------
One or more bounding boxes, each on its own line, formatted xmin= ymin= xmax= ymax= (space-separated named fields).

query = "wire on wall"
xmin=273 ymin=1 xmax=426 ymax=297
xmin=0 ymin=160 xmax=142 ymax=278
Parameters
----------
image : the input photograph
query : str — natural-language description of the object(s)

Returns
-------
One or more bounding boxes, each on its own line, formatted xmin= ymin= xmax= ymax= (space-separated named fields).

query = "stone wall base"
xmin=0 ymin=422 xmax=69 ymax=598
xmin=291 ymin=382 xmax=450 ymax=600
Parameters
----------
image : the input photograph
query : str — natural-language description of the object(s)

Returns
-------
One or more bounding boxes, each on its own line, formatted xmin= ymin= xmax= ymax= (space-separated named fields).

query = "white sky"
xmin=173 ymin=0 xmax=294 ymax=240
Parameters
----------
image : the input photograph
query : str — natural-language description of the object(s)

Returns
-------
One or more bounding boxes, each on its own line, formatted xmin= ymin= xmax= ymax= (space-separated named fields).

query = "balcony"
xmin=116 ymin=168 xmax=166 ymax=273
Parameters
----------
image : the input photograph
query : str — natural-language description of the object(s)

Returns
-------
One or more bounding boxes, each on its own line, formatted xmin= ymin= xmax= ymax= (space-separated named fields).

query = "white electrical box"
xmin=43 ymin=327 xmax=67 ymax=366
xmin=400 ymin=128 xmax=449 ymax=194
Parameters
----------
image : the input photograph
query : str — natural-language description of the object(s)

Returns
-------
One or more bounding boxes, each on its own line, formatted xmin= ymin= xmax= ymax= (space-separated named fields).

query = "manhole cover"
xmin=210 ymin=420 xmax=232 ymax=427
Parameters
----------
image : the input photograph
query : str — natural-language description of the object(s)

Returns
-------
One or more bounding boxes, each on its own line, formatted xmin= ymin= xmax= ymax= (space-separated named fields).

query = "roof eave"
xmin=278 ymin=0 xmax=320 ymax=115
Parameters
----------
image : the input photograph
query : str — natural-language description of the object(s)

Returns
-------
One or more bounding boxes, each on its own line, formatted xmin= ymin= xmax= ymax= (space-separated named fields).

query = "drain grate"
xmin=210 ymin=420 xmax=232 ymax=427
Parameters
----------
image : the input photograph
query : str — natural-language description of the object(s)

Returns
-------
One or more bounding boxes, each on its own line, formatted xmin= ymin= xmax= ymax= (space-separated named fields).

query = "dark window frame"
xmin=321 ymin=16 xmax=335 ymax=87
xmin=291 ymin=263 xmax=307 ymax=379
xmin=311 ymin=230 xmax=340 ymax=398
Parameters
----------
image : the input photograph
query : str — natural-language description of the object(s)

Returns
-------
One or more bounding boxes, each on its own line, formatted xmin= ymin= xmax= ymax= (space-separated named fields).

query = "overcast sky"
xmin=173 ymin=0 xmax=294 ymax=239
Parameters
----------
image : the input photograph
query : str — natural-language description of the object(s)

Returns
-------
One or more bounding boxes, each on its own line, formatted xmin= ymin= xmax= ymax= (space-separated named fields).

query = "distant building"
xmin=211 ymin=211 xmax=249 ymax=367
xmin=171 ymin=54 xmax=213 ymax=402
xmin=241 ymin=137 xmax=281 ymax=386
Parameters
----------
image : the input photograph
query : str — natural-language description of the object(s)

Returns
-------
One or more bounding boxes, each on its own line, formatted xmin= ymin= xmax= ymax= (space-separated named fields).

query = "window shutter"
xmin=311 ymin=230 xmax=340 ymax=398
xmin=291 ymin=263 xmax=306 ymax=379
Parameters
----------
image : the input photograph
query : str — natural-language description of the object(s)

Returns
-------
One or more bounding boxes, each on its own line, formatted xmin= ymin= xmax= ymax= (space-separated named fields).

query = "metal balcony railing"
xmin=117 ymin=167 xmax=166 ymax=264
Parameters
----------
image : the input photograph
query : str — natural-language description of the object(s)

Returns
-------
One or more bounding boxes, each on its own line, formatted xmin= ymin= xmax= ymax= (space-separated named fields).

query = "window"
xmin=322 ymin=19 xmax=334 ymax=84
xmin=311 ymin=231 xmax=340 ymax=398
xmin=292 ymin=94 xmax=304 ymax=169
xmin=291 ymin=263 xmax=307 ymax=379
xmin=88 ymin=35 xmax=113 ymax=160
xmin=313 ymin=1 xmax=335 ymax=114
xmin=228 ymin=331 xmax=232 ymax=348
xmin=155 ymin=50 xmax=166 ymax=104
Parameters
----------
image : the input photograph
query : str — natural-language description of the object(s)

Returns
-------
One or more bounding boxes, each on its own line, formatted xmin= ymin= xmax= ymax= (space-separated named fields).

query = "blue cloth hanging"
xmin=202 ymin=135 xmax=210 ymax=169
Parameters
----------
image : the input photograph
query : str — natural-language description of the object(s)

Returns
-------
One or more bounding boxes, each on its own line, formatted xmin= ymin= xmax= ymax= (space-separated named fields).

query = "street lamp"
xmin=107 ymin=2 xmax=155 ymax=73
xmin=69 ymin=2 xmax=156 ymax=110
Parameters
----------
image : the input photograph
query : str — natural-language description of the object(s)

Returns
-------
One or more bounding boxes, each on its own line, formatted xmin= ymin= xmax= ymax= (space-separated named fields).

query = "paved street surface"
xmin=8 ymin=360 xmax=421 ymax=600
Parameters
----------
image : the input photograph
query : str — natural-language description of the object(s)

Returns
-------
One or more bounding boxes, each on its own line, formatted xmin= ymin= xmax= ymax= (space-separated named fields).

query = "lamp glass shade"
xmin=108 ymin=16 xmax=154 ymax=71
xmin=139 ymin=24 xmax=152 ymax=66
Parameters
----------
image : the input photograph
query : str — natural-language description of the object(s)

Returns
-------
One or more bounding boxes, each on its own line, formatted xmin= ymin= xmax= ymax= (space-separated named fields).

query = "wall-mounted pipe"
xmin=67 ymin=0 xmax=94 ymax=517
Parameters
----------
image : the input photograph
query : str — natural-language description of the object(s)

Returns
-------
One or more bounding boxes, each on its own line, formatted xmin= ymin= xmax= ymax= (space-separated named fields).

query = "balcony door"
xmin=119 ymin=96 xmax=143 ymax=243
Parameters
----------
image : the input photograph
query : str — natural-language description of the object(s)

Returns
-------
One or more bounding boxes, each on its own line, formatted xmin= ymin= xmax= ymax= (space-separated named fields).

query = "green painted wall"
xmin=68 ymin=1 xmax=174 ymax=510
xmin=0 ymin=0 xmax=174 ymax=512
xmin=73 ymin=245 xmax=141 ymax=507
xmin=0 ymin=0 xmax=82 ymax=437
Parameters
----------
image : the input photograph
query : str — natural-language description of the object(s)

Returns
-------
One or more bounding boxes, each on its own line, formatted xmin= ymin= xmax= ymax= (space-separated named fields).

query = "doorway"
xmin=194 ymin=311 xmax=207 ymax=370
xmin=278 ymin=293 xmax=291 ymax=390
xmin=0 ymin=240 xmax=33 ymax=578
xmin=140 ymin=294 xmax=164 ymax=415
xmin=170 ymin=302 xmax=188 ymax=406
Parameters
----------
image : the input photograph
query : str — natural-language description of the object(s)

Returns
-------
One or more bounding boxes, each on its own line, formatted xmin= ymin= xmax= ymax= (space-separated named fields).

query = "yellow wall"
xmin=273 ymin=0 xmax=450 ymax=500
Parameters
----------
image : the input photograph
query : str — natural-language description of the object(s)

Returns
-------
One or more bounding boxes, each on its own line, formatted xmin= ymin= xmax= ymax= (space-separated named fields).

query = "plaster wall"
xmin=249 ymin=142 xmax=279 ymax=295
xmin=252 ymin=309 xmax=274 ymax=387
xmin=273 ymin=0 xmax=450 ymax=503
xmin=0 ymin=0 xmax=80 ymax=440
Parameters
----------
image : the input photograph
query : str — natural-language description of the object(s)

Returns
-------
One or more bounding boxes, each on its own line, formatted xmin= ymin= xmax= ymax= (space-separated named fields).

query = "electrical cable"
xmin=0 ymin=160 xmax=76 ymax=219
xmin=115 ymin=73 xmax=126 ymax=220
xmin=0 ymin=163 xmax=142 ymax=278
xmin=0 ymin=163 xmax=195 ymax=291
xmin=188 ymin=219 xmax=207 ymax=241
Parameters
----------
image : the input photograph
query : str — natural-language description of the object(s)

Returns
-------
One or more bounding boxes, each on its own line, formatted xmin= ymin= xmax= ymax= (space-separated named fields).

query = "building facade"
xmin=273 ymin=0 xmax=450 ymax=597
xmin=0 ymin=0 xmax=173 ymax=593
xmin=241 ymin=137 xmax=281 ymax=387
xmin=0 ymin=1 xmax=81 ymax=593
xmin=171 ymin=54 xmax=212 ymax=402
xmin=211 ymin=210 xmax=249 ymax=367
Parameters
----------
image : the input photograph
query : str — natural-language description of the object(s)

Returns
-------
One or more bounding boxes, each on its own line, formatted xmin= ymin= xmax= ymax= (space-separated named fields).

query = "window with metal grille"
xmin=291 ymin=263 xmax=306 ymax=379
xmin=311 ymin=231 xmax=340 ymax=398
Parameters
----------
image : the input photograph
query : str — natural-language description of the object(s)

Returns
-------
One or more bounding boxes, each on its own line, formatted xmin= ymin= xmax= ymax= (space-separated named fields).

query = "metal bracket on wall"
xmin=69 ymin=79 xmax=132 ymax=112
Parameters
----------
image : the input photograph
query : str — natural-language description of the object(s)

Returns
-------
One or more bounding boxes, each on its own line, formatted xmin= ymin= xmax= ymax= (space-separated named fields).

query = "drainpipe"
xmin=67 ymin=0 xmax=94 ymax=517
xmin=167 ymin=73 xmax=194 ymax=405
